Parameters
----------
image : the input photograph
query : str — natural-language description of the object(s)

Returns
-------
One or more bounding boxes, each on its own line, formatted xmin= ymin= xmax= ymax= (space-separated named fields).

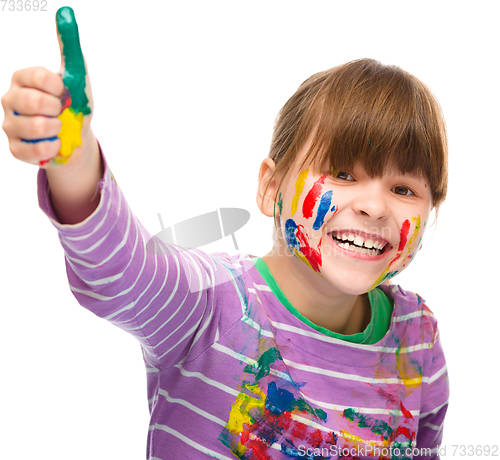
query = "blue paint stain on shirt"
xmin=313 ymin=191 xmax=332 ymax=230
xmin=266 ymin=381 xmax=295 ymax=415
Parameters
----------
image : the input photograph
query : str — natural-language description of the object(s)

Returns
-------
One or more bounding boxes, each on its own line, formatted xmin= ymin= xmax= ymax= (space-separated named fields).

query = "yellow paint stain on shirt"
xmin=55 ymin=107 xmax=84 ymax=164
xmin=291 ymin=169 xmax=309 ymax=216
xmin=395 ymin=349 xmax=423 ymax=388
xmin=225 ymin=383 xmax=266 ymax=455
xmin=340 ymin=429 xmax=390 ymax=448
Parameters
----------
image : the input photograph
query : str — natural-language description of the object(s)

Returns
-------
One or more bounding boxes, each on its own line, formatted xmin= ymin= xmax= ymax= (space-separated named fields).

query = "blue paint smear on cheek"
xmin=313 ymin=190 xmax=333 ymax=230
xmin=285 ymin=219 xmax=300 ymax=250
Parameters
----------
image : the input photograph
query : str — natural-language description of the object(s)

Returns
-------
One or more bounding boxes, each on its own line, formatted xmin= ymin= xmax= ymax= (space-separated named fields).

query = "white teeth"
xmin=353 ymin=235 xmax=364 ymax=246
xmin=331 ymin=232 xmax=386 ymax=256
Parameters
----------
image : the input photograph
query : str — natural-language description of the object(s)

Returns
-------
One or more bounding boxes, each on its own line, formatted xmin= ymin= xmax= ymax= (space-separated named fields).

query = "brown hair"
xmin=265 ymin=58 xmax=448 ymax=211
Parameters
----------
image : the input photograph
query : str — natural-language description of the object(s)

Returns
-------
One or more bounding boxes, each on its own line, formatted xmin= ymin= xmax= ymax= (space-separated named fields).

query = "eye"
xmin=392 ymin=186 xmax=415 ymax=196
xmin=335 ymin=171 xmax=354 ymax=181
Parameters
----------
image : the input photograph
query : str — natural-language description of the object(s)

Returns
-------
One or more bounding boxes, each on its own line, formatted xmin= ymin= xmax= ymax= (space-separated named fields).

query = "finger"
xmin=5 ymin=113 xmax=62 ymax=141
xmin=4 ymin=87 xmax=63 ymax=117
xmin=9 ymin=137 xmax=62 ymax=167
xmin=12 ymin=67 xmax=65 ymax=98
xmin=56 ymin=7 xmax=91 ymax=116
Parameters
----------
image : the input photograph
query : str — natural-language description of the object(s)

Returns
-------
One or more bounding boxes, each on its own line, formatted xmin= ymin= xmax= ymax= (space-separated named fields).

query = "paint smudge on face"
xmin=402 ymin=216 xmax=423 ymax=266
xmin=285 ymin=219 xmax=322 ymax=274
xmin=291 ymin=169 xmax=309 ymax=217
xmin=405 ymin=216 xmax=421 ymax=251
xmin=370 ymin=219 xmax=411 ymax=289
xmin=302 ymin=174 xmax=328 ymax=219
xmin=277 ymin=192 xmax=283 ymax=215
xmin=312 ymin=191 xmax=333 ymax=231
xmin=398 ymin=219 xmax=411 ymax=251
xmin=220 ymin=347 xmax=336 ymax=458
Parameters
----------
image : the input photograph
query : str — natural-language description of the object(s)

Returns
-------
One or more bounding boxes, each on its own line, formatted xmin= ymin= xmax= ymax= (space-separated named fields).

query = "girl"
xmin=2 ymin=8 xmax=448 ymax=460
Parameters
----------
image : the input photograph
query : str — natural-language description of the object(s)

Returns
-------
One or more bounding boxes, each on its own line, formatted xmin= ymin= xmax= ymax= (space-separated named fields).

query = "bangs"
xmin=271 ymin=59 xmax=448 ymax=207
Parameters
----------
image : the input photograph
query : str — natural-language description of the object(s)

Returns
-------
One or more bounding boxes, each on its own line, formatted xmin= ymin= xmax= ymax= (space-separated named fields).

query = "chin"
xmin=317 ymin=257 xmax=391 ymax=296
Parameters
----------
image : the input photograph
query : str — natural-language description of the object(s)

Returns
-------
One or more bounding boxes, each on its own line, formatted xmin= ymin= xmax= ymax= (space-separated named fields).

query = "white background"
xmin=1 ymin=0 xmax=499 ymax=458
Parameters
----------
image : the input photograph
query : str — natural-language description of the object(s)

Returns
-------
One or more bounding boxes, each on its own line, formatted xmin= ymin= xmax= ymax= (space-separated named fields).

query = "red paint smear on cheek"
xmin=398 ymin=220 xmax=411 ymax=251
xmin=302 ymin=174 xmax=328 ymax=219
xmin=296 ymin=224 xmax=322 ymax=272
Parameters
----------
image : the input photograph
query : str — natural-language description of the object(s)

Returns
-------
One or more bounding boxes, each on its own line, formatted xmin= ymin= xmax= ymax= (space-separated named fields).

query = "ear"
xmin=256 ymin=158 xmax=279 ymax=218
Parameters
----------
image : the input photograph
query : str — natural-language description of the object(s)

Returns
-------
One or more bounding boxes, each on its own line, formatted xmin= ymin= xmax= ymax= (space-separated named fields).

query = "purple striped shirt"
xmin=37 ymin=156 xmax=449 ymax=459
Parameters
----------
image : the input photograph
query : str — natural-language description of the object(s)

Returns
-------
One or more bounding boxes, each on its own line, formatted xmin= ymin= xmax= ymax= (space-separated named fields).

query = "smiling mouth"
xmin=329 ymin=232 xmax=389 ymax=256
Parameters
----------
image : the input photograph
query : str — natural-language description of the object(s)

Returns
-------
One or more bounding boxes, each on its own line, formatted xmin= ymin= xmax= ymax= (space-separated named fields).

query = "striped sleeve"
xmin=414 ymin=323 xmax=449 ymax=459
xmin=37 ymin=152 xmax=220 ymax=369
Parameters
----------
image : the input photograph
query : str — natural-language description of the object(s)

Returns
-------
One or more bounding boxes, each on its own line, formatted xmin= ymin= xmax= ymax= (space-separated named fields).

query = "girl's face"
xmin=271 ymin=153 xmax=432 ymax=296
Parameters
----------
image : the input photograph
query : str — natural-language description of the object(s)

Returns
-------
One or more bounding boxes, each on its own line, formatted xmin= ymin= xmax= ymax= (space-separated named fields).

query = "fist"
xmin=1 ymin=7 xmax=93 ymax=168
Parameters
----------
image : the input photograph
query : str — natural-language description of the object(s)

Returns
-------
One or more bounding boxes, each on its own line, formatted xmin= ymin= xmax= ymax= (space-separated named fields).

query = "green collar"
xmin=254 ymin=257 xmax=393 ymax=345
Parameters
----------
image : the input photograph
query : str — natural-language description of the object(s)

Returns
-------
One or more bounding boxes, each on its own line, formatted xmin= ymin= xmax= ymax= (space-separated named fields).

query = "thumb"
xmin=56 ymin=6 xmax=91 ymax=116
xmin=48 ymin=7 xmax=92 ymax=167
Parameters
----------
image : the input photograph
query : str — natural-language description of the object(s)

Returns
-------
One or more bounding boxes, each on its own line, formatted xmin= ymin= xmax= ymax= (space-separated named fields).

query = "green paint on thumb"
xmin=56 ymin=7 xmax=91 ymax=115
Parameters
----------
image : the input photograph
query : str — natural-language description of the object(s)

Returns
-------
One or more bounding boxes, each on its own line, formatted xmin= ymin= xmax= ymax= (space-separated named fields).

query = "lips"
xmin=329 ymin=230 xmax=391 ymax=257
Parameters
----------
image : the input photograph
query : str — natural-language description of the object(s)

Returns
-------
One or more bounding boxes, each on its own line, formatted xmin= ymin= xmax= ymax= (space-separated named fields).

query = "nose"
xmin=352 ymin=185 xmax=389 ymax=220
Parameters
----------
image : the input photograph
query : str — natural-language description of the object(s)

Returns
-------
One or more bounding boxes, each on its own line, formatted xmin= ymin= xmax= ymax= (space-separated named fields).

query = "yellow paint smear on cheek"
xmin=291 ymin=169 xmax=309 ymax=216
xmin=405 ymin=215 xmax=421 ymax=253
xmin=55 ymin=107 xmax=84 ymax=164
xmin=292 ymin=248 xmax=314 ymax=272
xmin=370 ymin=215 xmax=422 ymax=290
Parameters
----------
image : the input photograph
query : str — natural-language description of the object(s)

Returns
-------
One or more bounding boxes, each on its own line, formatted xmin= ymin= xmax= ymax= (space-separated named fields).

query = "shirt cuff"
xmin=36 ymin=143 xmax=115 ymax=236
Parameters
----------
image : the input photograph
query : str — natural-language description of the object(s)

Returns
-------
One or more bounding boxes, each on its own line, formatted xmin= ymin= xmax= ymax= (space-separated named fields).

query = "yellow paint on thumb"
xmin=56 ymin=107 xmax=84 ymax=164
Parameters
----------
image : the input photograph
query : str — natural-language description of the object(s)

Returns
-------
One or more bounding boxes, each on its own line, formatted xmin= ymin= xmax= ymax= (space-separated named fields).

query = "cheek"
xmin=280 ymin=171 xmax=336 ymax=275
xmin=291 ymin=172 xmax=337 ymax=230
xmin=400 ymin=216 xmax=426 ymax=268
xmin=370 ymin=215 xmax=425 ymax=289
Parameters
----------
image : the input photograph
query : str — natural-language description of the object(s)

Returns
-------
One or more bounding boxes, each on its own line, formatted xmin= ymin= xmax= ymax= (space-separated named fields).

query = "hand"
xmin=2 ymin=6 xmax=94 ymax=168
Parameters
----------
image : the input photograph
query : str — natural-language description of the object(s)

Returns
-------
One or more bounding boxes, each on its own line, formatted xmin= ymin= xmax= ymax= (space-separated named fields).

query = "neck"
xmin=262 ymin=249 xmax=371 ymax=335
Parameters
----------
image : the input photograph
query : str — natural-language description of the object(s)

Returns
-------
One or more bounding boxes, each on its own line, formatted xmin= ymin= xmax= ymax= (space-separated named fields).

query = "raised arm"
xmin=2 ymin=7 xmax=234 ymax=371
xmin=2 ymin=6 xmax=102 ymax=225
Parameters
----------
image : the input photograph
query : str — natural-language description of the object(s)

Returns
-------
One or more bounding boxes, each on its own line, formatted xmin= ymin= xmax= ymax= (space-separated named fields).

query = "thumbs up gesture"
xmin=2 ymin=6 xmax=94 ymax=168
